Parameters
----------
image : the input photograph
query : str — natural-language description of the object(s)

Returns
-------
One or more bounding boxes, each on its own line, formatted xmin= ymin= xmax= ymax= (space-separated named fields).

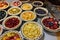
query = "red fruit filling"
xmin=13 ymin=1 xmax=21 ymax=6
xmin=0 ymin=1 xmax=8 ymax=7
xmin=42 ymin=17 xmax=59 ymax=30
xmin=5 ymin=17 xmax=20 ymax=28
xmin=5 ymin=34 xmax=20 ymax=40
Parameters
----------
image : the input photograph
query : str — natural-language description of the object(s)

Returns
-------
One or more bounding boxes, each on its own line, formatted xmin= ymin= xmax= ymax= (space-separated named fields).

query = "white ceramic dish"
xmin=20 ymin=11 xmax=36 ymax=21
xmin=21 ymin=21 xmax=43 ymax=40
xmin=41 ymin=16 xmax=60 ymax=32
xmin=7 ymin=7 xmax=22 ymax=15
xmin=34 ymin=7 xmax=48 ymax=16
xmin=2 ymin=16 xmax=22 ymax=30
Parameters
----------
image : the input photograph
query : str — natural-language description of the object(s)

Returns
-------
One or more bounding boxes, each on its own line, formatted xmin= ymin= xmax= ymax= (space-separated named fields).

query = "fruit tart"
xmin=2 ymin=16 xmax=22 ymax=30
xmin=8 ymin=7 xmax=22 ymax=15
xmin=41 ymin=16 xmax=60 ymax=32
xmin=20 ymin=11 xmax=36 ymax=21
xmin=0 ymin=10 xmax=7 ymax=21
xmin=21 ymin=3 xmax=33 ymax=10
xmin=21 ymin=21 xmax=43 ymax=40
xmin=0 ymin=1 xmax=9 ymax=9
xmin=11 ymin=0 xmax=22 ymax=7
xmin=0 ymin=31 xmax=23 ymax=40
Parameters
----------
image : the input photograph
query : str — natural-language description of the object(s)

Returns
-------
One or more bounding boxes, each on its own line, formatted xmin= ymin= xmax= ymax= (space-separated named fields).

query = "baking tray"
xmin=0 ymin=0 xmax=60 ymax=40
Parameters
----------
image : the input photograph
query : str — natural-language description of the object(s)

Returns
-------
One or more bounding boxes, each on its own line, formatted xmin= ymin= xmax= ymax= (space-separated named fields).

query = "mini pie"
xmin=2 ymin=16 xmax=22 ymax=30
xmin=41 ymin=16 xmax=59 ymax=32
xmin=21 ymin=21 xmax=43 ymax=40
xmin=20 ymin=11 xmax=36 ymax=21
xmin=11 ymin=0 xmax=22 ymax=6
xmin=34 ymin=7 xmax=48 ymax=16
xmin=8 ymin=7 xmax=22 ymax=15
xmin=0 ymin=10 xmax=7 ymax=21
xmin=0 ymin=1 xmax=9 ymax=9
xmin=21 ymin=3 xmax=33 ymax=10
xmin=0 ymin=31 xmax=22 ymax=40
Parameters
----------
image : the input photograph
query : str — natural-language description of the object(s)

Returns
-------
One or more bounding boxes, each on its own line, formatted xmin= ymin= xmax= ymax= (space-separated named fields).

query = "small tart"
xmin=21 ymin=3 xmax=33 ymax=10
xmin=20 ymin=11 xmax=36 ymax=21
xmin=0 ymin=25 xmax=3 ymax=35
xmin=32 ymin=1 xmax=43 ymax=7
xmin=0 ymin=31 xmax=22 ymax=40
xmin=8 ymin=7 xmax=22 ymax=15
xmin=0 ymin=1 xmax=9 ymax=10
xmin=2 ymin=16 xmax=22 ymax=30
xmin=21 ymin=21 xmax=43 ymax=40
xmin=41 ymin=16 xmax=60 ymax=32
xmin=11 ymin=0 xmax=22 ymax=7
xmin=0 ymin=10 xmax=7 ymax=21
xmin=34 ymin=7 xmax=48 ymax=16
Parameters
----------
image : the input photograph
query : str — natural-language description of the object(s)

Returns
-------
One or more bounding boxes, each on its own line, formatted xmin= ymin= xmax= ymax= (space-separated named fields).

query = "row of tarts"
xmin=0 ymin=0 xmax=60 ymax=40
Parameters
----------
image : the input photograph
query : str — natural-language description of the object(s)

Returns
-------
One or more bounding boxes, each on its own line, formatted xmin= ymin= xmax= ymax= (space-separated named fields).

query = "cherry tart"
xmin=2 ymin=16 xmax=22 ymax=30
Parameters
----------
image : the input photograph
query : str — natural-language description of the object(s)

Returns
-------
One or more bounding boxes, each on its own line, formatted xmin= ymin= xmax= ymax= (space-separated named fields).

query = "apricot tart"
xmin=0 ymin=31 xmax=22 ymax=40
xmin=2 ymin=16 xmax=22 ymax=30
xmin=41 ymin=16 xmax=59 ymax=32
xmin=0 ymin=10 xmax=7 ymax=21
xmin=20 ymin=11 xmax=36 ymax=21
xmin=21 ymin=21 xmax=43 ymax=40
xmin=8 ymin=7 xmax=22 ymax=15
xmin=0 ymin=1 xmax=9 ymax=9
xmin=21 ymin=3 xmax=33 ymax=10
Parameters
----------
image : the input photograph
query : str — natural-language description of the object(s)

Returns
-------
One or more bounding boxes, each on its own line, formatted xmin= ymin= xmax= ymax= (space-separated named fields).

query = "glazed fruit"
xmin=3 ymin=16 xmax=22 ymax=30
xmin=0 ymin=10 xmax=6 ymax=20
xmin=21 ymin=22 xmax=43 ymax=40
xmin=21 ymin=3 xmax=33 ymax=10
xmin=1 ymin=31 xmax=22 ymax=40
xmin=34 ymin=7 xmax=48 ymax=16
xmin=42 ymin=17 xmax=59 ymax=30
xmin=8 ymin=7 xmax=22 ymax=15
xmin=5 ymin=17 xmax=20 ymax=28
xmin=35 ymin=9 xmax=46 ymax=14
xmin=20 ymin=11 xmax=36 ymax=21
xmin=0 ymin=10 xmax=7 ymax=21
xmin=0 ymin=1 xmax=9 ymax=9
xmin=12 ymin=1 xmax=22 ymax=6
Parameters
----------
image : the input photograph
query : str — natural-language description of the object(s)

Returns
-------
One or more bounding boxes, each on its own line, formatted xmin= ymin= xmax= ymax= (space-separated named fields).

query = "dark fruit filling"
xmin=42 ymin=17 xmax=59 ymax=30
xmin=5 ymin=17 xmax=20 ymax=28
xmin=34 ymin=2 xmax=42 ymax=5
xmin=0 ymin=10 xmax=6 ymax=20
xmin=35 ymin=9 xmax=46 ymax=14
